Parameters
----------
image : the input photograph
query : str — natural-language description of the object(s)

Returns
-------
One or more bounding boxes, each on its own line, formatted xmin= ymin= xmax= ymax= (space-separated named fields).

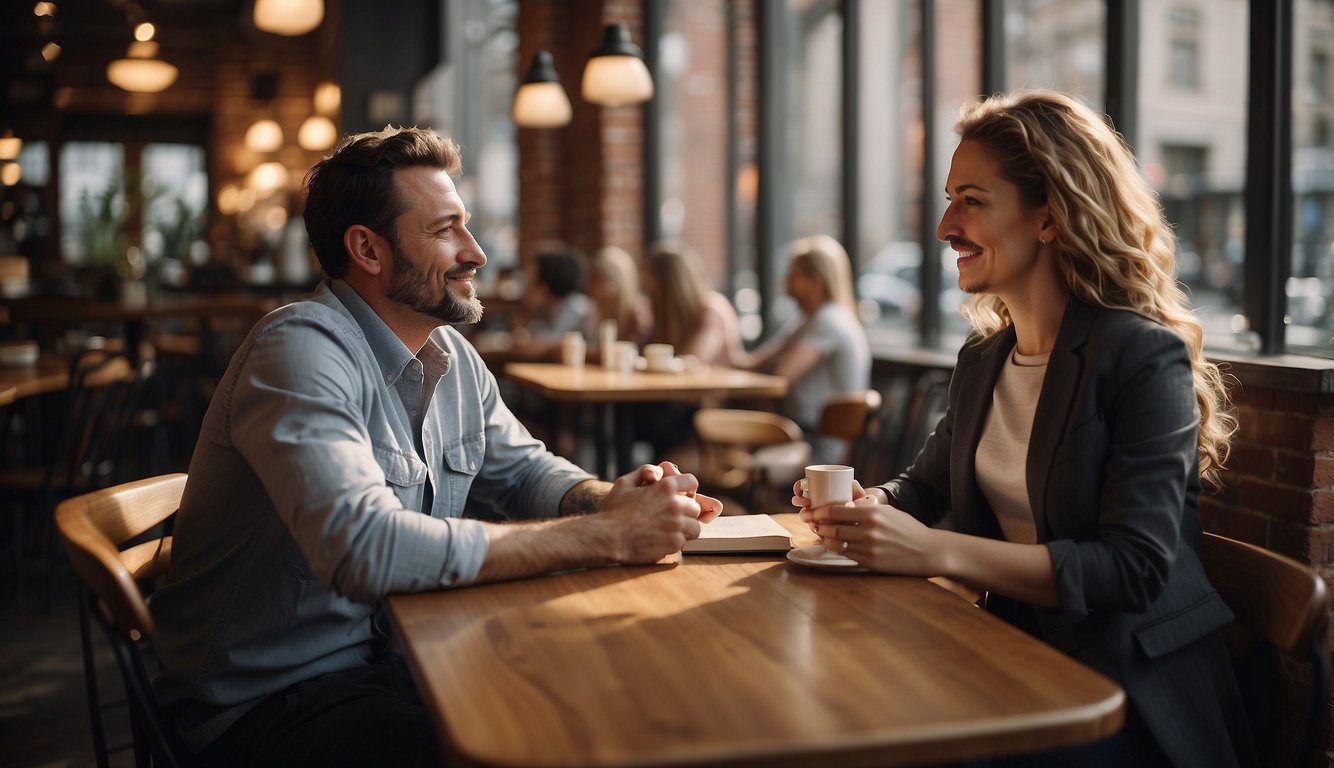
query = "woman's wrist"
xmin=866 ymin=486 xmax=890 ymax=505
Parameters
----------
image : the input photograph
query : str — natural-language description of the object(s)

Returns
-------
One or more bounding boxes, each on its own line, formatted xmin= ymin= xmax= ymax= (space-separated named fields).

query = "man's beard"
xmin=386 ymin=243 xmax=484 ymax=325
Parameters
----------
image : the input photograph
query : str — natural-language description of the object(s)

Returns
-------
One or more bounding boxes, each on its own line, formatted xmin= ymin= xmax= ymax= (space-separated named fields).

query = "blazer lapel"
xmin=951 ymin=329 xmax=1012 ymax=532
xmin=1027 ymin=299 xmax=1097 ymax=538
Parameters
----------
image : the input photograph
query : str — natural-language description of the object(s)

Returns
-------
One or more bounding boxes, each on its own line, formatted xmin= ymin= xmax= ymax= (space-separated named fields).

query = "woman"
xmin=587 ymin=246 xmax=651 ymax=350
xmin=642 ymin=241 xmax=745 ymax=368
xmin=636 ymin=242 xmax=746 ymax=455
xmin=796 ymin=91 xmax=1252 ymax=766
xmin=748 ymin=235 xmax=870 ymax=464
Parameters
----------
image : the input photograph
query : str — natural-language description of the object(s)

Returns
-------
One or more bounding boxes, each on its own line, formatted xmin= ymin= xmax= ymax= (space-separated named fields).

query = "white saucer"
xmin=786 ymin=544 xmax=868 ymax=572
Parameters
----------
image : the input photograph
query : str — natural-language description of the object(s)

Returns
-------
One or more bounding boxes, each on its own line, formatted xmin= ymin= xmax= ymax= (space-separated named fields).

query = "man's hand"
xmin=599 ymin=462 xmax=721 ymax=563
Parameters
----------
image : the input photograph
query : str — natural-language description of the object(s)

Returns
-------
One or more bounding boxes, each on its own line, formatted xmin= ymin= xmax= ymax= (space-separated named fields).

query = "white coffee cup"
xmin=561 ymin=332 xmax=586 ymax=368
xmin=805 ymin=464 xmax=854 ymax=508
xmin=643 ymin=343 xmax=674 ymax=372
xmin=614 ymin=341 xmax=638 ymax=375
xmin=599 ymin=319 xmax=619 ymax=370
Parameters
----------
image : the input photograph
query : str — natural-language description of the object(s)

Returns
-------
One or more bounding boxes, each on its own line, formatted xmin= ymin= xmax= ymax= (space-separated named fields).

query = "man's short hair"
xmin=534 ymin=244 xmax=588 ymax=298
xmin=303 ymin=126 xmax=462 ymax=277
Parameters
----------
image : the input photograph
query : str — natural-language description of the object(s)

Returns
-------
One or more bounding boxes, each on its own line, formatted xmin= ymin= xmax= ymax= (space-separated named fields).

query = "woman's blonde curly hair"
xmin=953 ymin=89 xmax=1235 ymax=489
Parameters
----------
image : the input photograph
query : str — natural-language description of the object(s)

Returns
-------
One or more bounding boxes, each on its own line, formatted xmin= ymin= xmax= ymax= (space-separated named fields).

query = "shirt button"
xmin=410 ymin=409 xmax=418 ymax=417
xmin=468 ymin=462 xmax=476 ymax=471
xmin=384 ymin=374 xmax=393 ymax=383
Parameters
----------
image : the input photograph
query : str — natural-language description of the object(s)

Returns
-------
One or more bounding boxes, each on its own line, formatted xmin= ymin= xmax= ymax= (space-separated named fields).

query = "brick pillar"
xmin=516 ymin=0 xmax=647 ymax=262
xmin=1200 ymin=363 xmax=1334 ymax=765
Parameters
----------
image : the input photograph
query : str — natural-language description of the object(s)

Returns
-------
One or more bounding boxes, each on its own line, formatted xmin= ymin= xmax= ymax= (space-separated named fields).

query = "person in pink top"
xmin=635 ymin=241 xmax=747 ymax=456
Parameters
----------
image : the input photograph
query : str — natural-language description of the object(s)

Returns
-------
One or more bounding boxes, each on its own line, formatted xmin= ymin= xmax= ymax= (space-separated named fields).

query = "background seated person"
xmin=746 ymin=235 xmax=870 ymax=464
xmin=150 ymin=127 xmax=720 ymax=768
xmin=509 ymin=242 xmax=597 ymax=360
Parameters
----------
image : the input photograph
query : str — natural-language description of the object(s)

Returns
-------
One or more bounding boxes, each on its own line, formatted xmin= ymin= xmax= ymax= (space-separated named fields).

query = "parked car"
xmin=857 ymin=241 xmax=968 ymax=330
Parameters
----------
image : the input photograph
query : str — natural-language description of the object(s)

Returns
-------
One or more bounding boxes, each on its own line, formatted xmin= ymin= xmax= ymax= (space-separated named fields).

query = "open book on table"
xmin=682 ymin=514 xmax=794 ymax=554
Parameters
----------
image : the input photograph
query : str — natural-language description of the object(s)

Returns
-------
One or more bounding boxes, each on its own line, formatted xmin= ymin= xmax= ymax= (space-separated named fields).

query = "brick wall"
xmin=1198 ymin=357 xmax=1334 ymax=766
xmin=517 ymin=0 xmax=646 ymax=263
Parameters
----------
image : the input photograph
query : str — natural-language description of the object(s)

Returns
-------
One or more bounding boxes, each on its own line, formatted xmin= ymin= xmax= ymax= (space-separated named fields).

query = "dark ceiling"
xmin=0 ymin=0 xmax=337 ymax=132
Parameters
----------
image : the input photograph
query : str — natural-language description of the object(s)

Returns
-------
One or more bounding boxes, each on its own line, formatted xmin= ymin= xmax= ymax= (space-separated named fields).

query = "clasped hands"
xmin=602 ymin=461 xmax=723 ymax=563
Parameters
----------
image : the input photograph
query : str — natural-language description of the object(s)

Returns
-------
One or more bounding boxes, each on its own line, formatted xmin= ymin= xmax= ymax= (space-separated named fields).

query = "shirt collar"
xmin=327 ymin=279 xmax=448 ymax=387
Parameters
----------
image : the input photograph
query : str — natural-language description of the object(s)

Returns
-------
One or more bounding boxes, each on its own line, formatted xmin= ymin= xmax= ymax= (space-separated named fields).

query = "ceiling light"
xmin=512 ymin=51 xmax=571 ymax=128
xmin=0 ymin=132 xmax=21 ymax=161
xmin=245 ymin=118 xmax=284 ymax=152
xmin=298 ymin=115 xmax=337 ymax=150
xmin=106 ymin=41 xmax=178 ymax=93
xmin=253 ymin=0 xmax=324 ymax=36
xmin=248 ymin=161 xmax=289 ymax=192
xmin=134 ymin=22 xmax=155 ymax=42
xmin=314 ymin=80 xmax=341 ymax=114
xmin=581 ymin=23 xmax=654 ymax=107
xmin=1 ymin=164 xmax=20 ymax=187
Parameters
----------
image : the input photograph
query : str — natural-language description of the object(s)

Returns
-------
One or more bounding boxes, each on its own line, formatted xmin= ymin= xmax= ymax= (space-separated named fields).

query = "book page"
xmin=683 ymin=514 xmax=793 ymax=553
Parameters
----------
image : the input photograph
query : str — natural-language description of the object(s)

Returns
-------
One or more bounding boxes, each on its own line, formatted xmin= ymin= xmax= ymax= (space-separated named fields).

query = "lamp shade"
xmin=0 ymin=132 xmax=21 ymax=161
xmin=581 ymin=24 xmax=653 ymax=107
xmin=298 ymin=115 xmax=338 ymax=150
xmin=253 ymin=0 xmax=324 ymax=36
xmin=512 ymin=51 xmax=571 ymax=128
xmin=106 ymin=41 xmax=178 ymax=93
xmin=245 ymin=118 xmax=284 ymax=152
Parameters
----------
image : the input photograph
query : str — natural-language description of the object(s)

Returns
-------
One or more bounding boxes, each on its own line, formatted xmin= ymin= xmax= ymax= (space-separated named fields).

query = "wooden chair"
xmin=815 ymin=389 xmax=883 ymax=469
xmin=55 ymin=473 xmax=187 ymax=768
xmin=1 ymin=345 xmax=154 ymax=607
xmin=1200 ymin=532 xmax=1330 ymax=768
xmin=692 ymin=408 xmax=806 ymax=514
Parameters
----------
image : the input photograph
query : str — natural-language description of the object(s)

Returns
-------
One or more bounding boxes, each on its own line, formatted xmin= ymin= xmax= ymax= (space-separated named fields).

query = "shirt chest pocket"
xmin=374 ymin=444 xmax=428 ymax=509
xmin=438 ymin=431 xmax=485 ymax=512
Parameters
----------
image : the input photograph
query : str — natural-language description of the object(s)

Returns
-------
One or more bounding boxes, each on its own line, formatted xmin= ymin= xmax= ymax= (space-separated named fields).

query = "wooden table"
xmin=387 ymin=514 xmax=1125 ymax=768
xmin=0 ymin=353 xmax=74 ymax=401
xmin=1 ymin=293 xmax=275 ymax=365
xmin=504 ymin=362 xmax=789 ymax=476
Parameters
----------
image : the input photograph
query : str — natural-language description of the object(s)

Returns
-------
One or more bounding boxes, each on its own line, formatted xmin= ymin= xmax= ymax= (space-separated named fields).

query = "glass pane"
xmin=658 ymin=0 xmax=729 ymax=291
xmin=857 ymin=0 xmax=977 ymax=348
xmin=730 ymin=3 xmax=761 ymax=344
xmin=1139 ymin=1 xmax=1250 ymax=354
xmin=790 ymin=2 xmax=842 ymax=241
xmin=1290 ymin=0 xmax=1334 ymax=356
xmin=59 ymin=141 xmax=125 ymax=267
xmin=142 ymin=143 xmax=207 ymax=264
xmin=1003 ymin=0 xmax=1106 ymax=108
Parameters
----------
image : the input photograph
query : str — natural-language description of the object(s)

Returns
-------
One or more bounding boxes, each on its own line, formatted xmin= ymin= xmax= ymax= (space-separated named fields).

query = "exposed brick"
xmin=1232 ymin=386 xmax=1275 ymax=410
xmin=1316 ymin=418 xmax=1334 ymax=451
xmin=1200 ymin=504 xmax=1268 ymax=545
xmin=1314 ymin=393 xmax=1334 ymax=417
xmin=1316 ymin=491 xmax=1334 ymax=525
xmin=1256 ymin=412 xmax=1318 ymax=451
xmin=1276 ymin=390 xmax=1305 ymax=414
xmin=1270 ymin=523 xmax=1334 ymax=566
xmin=1276 ymin=453 xmax=1318 ymax=487
xmin=1239 ymin=479 xmax=1309 ymax=522
xmin=1229 ymin=443 xmax=1275 ymax=481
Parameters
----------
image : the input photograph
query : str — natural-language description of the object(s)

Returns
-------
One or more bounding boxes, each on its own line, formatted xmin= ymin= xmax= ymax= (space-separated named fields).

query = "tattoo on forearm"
xmin=561 ymin=480 xmax=610 ymax=516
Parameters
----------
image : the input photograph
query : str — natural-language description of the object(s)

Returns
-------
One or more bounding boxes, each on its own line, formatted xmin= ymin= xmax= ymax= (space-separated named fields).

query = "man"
xmin=151 ymin=127 xmax=719 ymax=767
xmin=510 ymin=241 xmax=598 ymax=359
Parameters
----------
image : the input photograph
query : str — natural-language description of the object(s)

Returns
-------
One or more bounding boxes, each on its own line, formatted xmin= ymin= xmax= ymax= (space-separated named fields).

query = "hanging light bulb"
xmin=581 ymin=23 xmax=654 ymax=107
xmin=253 ymin=0 xmax=324 ymax=36
xmin=107 ymin=40 xmax=178 ymax=93
xmin=0 ymin=131 xmax=21 ymax=161
xmin=313 ymin=80 xmax=341 ymax=114
xmin=1 ymin=163 xmax=20 ymax=187
xmin=298 ymin=115 xmax=337 ymax=150
xmin=248 ymin=161 xmax=290 ymax=192
xmin=512 ymin=51 xmax=572 ymax=128
xmin=245 ymin=118 xmax=284 ymax=152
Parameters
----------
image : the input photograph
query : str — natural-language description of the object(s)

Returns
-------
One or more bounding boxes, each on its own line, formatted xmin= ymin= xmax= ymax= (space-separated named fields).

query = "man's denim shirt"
xmin=151 ymin=279 xmax=593 ymax=749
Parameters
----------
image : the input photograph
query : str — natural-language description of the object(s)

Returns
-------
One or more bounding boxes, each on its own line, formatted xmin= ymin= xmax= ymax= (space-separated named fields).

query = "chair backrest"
xmin=893 ymin=369 xmax=951 ymax=471
xmin=817 ymin=389 xmax=883 ymax=467
xmin=1200 ymin=532 xmax=1330 ymax=768
xmin=55 ymin=473 xmax=185 ymax=642
xmin=692 ymin=409 xmax=806 ymax=499
xmin=48 ymin=347 xmax=154 ymax=502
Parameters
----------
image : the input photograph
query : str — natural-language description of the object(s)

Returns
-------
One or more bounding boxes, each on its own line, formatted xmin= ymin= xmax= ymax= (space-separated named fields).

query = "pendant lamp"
xmin=512 ymin=51 xmax=572 ymax=128
xmin=581 ymin=24 xmax=653 ymax=107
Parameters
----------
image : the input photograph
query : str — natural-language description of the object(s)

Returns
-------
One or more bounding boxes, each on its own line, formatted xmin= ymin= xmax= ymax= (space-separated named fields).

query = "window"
xmin=59 ymin=142 xmax=126 ymax=268
xmin=1169 ymin=7 xmax=1202 ymax=90
xmin=1290 ymin=0 xmax=1334 ymax=355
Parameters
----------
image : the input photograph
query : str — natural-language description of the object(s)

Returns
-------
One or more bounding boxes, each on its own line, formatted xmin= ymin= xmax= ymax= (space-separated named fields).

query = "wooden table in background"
xmin=503 ymin=362 xmax=789 ymax=477
xmin=387 ymin=514 xmax=1125 ymax=768
xmin=0 ymin=353 xmax=73 ymax=402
